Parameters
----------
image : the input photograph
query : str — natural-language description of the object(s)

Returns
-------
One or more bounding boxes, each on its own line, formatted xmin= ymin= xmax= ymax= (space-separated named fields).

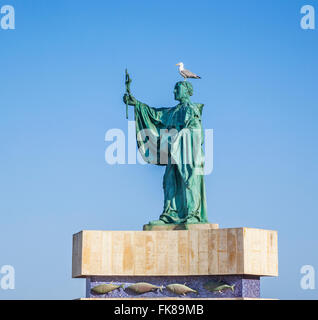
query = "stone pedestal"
xmin=72 ymin=227 xmax=278 ymax=299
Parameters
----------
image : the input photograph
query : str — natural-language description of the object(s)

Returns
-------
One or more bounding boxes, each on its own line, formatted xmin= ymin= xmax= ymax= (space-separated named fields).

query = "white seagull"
xmin=176 ymin=62 xmax=201 ymax=80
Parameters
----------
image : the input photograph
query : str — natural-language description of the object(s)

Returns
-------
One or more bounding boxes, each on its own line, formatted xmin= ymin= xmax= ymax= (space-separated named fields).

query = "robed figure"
xmin=123 ymin=81 xmax=208 ymax=225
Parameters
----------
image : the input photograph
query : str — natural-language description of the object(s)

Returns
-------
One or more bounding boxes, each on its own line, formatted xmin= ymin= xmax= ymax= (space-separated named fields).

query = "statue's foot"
xmin=184 ymin=216 xmax=200 ymax=224
xmin=148 ymin=219 xmax=167 ymax=226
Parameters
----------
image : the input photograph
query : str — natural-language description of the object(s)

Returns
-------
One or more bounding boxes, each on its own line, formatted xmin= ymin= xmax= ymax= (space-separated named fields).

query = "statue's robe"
xmin=134 ymin=99 xmax=208 ymax=224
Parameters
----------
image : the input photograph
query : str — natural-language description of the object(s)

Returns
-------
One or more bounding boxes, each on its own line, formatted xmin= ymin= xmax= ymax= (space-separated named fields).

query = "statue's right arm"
xmin=124 ymin=94 xmax=169 ymax=126
xmin=123 ymin=93 xmax=138 ymax=106
xmin=123 ymin=94 xmax=167 ymax=112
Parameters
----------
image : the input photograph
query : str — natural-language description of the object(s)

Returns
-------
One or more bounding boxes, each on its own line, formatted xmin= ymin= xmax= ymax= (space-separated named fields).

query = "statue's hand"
xmin=123 ymin=93 xmax=137 ymax=106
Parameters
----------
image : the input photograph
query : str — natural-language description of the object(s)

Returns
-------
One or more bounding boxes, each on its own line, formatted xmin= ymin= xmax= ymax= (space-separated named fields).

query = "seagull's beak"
xmin=176 ymin=63 xmax=179 ymax=66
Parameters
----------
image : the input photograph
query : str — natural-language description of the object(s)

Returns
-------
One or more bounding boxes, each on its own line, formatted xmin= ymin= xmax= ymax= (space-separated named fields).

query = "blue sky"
xmin=0 ymin=0 xmax=317 ymax=299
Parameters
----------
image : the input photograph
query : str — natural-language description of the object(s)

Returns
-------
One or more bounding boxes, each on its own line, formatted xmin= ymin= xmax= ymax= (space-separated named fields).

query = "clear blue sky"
xmin=0 ymin=0 xmax=317 ymax=299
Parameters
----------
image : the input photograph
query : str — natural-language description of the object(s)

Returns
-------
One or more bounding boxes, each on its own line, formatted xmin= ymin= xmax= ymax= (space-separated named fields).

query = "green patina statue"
xmin=123 ymin=72 xmax=208 ymax=226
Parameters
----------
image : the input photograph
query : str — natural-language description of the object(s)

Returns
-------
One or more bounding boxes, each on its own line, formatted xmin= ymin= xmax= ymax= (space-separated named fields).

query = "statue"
xmin=123 ymin=72 xmax=208 ymax=226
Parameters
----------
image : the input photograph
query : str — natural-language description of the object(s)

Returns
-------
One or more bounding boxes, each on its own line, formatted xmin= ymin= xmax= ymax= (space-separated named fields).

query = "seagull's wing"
xmin=181 ymin=68 xmax=201 ymax=79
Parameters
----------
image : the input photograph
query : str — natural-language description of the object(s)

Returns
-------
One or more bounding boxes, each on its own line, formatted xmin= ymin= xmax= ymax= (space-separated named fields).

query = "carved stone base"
xmin=79 ymin=297 xmax=272 ymax=300
xmin=86 ymin=275 xmax=260 ymax=299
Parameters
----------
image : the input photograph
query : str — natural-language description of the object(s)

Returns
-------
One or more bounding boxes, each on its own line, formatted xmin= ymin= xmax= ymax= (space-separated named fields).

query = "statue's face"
xmin=174 ymin=84 xmax=188 ymax=101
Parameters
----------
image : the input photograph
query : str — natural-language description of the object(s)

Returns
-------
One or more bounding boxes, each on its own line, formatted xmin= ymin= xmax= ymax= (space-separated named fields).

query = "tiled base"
xmin=80 ymin=297 xmax=270 ymax=300
xmin=86 ymin=275 xmax=260 ymax=299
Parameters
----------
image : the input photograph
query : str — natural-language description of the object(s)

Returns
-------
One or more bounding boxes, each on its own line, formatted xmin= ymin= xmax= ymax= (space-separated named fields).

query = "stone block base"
xmin=72 ymin=228 xmax=278 ymax=277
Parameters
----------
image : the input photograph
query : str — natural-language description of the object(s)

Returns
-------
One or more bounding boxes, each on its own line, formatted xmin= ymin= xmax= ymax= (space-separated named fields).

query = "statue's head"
xmin=174 ymin=81 xmax=193 ymax=101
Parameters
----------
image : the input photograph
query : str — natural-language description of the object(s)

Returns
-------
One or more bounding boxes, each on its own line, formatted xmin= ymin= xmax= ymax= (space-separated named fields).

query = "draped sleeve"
xmin=134 ymin=100 xmax=173 ymax=165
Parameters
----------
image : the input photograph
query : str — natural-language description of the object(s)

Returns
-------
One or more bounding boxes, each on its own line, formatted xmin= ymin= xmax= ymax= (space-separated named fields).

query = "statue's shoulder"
xmin=193 ymin=103 xmax=204 ymax=116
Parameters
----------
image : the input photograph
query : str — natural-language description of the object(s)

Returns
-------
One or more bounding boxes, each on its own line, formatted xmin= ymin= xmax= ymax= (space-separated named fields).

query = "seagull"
xmin=176 ymin=62 xmax=201 ymax=80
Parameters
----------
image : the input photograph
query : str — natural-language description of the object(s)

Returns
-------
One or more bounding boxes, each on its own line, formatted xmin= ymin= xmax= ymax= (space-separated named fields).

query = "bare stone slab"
xmin=72 ymin=228 xmax=278 ymax=278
